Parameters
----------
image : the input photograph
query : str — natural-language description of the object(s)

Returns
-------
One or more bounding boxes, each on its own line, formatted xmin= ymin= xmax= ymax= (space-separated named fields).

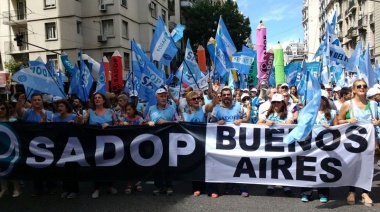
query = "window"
xmin=121 ymin=0 xmax=127 ymax=7
xmin=76 ymin=21 xmax=82 ymax=34
xmin=102 ymin=19 xmax=114 ymax=37
xmin=46 ymin=54 xmax=58 ymax=71
xmin=45 ymin=22 xmax=57 ymax=40
xmin=122 ymin=21 xmax=128 ymax=39
xmin=151 ymin=2 xmax=157 ymax=18
xmin=124 ymin=52 xmax=130 ymax=71
xmin=45 ymin=0 xmax=56 ymax=8
xmin=162 ymin=9 xmax=166 ymax=24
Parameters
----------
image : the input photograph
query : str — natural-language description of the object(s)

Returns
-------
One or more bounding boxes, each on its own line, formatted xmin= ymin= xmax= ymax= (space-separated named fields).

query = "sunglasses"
xmin=222 ymin=93 xmax=231 ymax=97
xmin=281 ymin=86 xmax=288 ymax=89
xmin=242 ymin=98 xmax=250 ymax=101
xmin=356 ymin=84 xmax=368 ymax=89
xmin=191 ymin=97 xmax=201 ymax=101
xmin=0 ymin=107 xmax=6 ymax=111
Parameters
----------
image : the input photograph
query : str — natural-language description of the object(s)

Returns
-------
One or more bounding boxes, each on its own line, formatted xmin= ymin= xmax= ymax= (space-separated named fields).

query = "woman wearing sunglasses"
xmin=337 ymin=79 xmax=379 ymax=207
xmin=181 ymin=87 xmax=219 ymax=197
xmin=257 ymin=94 xmax=294 ymax=196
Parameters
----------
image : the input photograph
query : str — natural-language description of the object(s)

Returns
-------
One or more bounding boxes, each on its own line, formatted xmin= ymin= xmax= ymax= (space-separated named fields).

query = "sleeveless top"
xmin=88 ymin=109 xmax=113 ymax=125
xmin=345 ymin=101 xmax=371 ymax=121
xmin=183 ymin=105 xmax=206 ymax=123
xmin=315 ymin=110 xmax=336 ymax=126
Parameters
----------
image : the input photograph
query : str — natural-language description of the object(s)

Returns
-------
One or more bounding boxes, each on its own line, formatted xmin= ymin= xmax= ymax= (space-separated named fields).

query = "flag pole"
xmin=45 ymin=59 xmax=67 ymax=98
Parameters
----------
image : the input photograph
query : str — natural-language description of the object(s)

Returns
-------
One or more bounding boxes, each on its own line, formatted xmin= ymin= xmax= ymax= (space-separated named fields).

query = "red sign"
xmin=0 ymin=73 xmax=10 ymax=87
xmin=111 ymin=50 xmax=123 ymax=93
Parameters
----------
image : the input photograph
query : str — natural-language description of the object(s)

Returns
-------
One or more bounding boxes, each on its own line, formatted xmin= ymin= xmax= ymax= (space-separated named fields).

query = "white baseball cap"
xmin=241 ymin=93 xmax=250 ymax=101
xmin=250 ymin=88 xmax=257 ymax=92
xmin=324 ymin=84 xmax=332 ymax=90
xmin=271 ymin=93 xmax=284 ymax=102
xmin=242 ymin=88 xmax=249 ymax=92
xmin=155 ymin=88 xmax=167 ymax=95
xmin=321 ymin=90 xmax=329 ymax=99
xmin=281 ymin=83 xmax=289 ymax=88
xmin=367 ymin=88 xmax=380 ymax=98
xmin=333 ymin=86 xmax=341 ymax=92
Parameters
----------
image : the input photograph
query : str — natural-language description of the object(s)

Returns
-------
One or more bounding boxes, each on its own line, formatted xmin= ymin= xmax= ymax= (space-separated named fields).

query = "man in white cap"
xmin=250 ymin=88 xmax=258 ymax=98
xmin=280 ymin=83 xmax=289 ymax=94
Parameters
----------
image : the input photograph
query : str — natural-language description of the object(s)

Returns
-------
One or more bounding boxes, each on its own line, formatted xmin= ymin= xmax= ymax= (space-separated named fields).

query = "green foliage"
xmin=4 ymin=54 xmax=29 ymax=74
xmin=183 ymin=1 xmax=251 ymax=53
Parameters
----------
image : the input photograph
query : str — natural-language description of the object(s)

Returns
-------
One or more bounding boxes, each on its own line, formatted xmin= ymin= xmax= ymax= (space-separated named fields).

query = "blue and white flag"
xmin=95 ymin=60 xmax=106 ymax=95
xmin=228 ymin=70 xmax=236 ymax=95
xmin=78 ymin=49 xmax=94 ymax=102
xmin=214 ymin=35 xmax=234 ymax=77
xmin=334 ymin=65 xmax=345 ymax=87
xmin=297 ymin=59 xmax=307 ymax=97
xmin=56 ymin=69 xmax=64 ymax=92
xmin=375 ymin=61 xmax=380 ymax=83
xmin=216 ymin=16 xmax=237 ymax=56
xmin=150 ymin=16 xmax=178 ymax=66
xmin=11 ymin=65 xmax=65 ymax=98
xmin=284 ymin=62 xmax=300 ymax=86
xmin=268 ymin=67 xmax=276 ymax=87
xmin=231 ymin=52 xmax=255 ymax=75
xmin=170 ymin=23 xmax=185 ymax=42
xmin=239 ymin=73 xmax=247 ymax=90
xmin=69 ymin=65 xmax=80 ymax=95
xmin=207 ymin=38 xmax=216 ymax=65
xmin=184 ymin=39 xmax=203 ymax=83
xmin=175 ymin=62 xmax=198 ymax=86
xmin=60 ymin=53 xmax=77 ymax=75
xmin=328 ymin=11 xmax=336 ymax=35
xmin=359 ymin=43 xmax=377 ymax=87
xmin=124 ymin=71 xmax=140 ymax=94
xmin=165 ymin=72 xmax=174 ymax=86
xmin=327 ymin=25 xmax=348 ymax=66
xmin=346 ymin=40 xmax=362 ymax=73
xmin=284 ymin=70 xmax=321 ymax=144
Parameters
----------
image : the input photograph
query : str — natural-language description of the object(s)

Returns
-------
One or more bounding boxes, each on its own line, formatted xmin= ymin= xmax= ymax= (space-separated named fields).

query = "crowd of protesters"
xmin=0 ymin=78 xmax=379 ymax=208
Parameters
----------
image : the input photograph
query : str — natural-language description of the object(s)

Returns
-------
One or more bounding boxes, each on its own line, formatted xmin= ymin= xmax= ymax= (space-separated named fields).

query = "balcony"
xmin=369 ymin=13 xmax=374 ymax=25
xmin=180 ymin=0 xmax=193 ymax=7
xmin=4 ymin=41 xmax=28 ymax=54
xmin=2 ymin=10 xmax=27 ymax=25
xmin=358 ymin=16 xmax=367 ymax=30
xmin=349 ymin=0 xmax=357 ymax=12
xmin=347 ymin=26 xmax=358 ymax=38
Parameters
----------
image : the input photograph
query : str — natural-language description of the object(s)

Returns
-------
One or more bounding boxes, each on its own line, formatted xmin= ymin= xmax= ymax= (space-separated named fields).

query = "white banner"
xmin=205 ymin=122 xmax=375 ymax=191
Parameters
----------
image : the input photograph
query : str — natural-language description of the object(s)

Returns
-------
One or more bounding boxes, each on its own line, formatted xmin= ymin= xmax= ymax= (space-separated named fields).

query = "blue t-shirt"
xmin=211 ymin=102 xmax=244 ymax=123
xmin=52 ymin=113 xmax=77 ymax=123
xmin=22 ymin=109 xmax=53 ymax=122
xmin=146 ymin=104 xmax=177 ymax=124
xmin=88 ymin=109 xmax=113 ymax=125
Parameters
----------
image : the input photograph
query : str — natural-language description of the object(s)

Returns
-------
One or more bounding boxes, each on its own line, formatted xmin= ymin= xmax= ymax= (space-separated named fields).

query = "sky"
xmin=234 ymin=0 xmax=304 ymax=50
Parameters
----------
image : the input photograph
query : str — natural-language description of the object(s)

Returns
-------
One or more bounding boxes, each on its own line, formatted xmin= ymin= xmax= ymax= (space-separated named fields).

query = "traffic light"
xmin=14 ymin=34 xmax=24 ymax=46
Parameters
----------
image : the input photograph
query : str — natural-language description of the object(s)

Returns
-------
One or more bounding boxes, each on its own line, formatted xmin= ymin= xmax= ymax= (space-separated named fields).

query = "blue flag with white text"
xmin=95 ymin=60 xmax=106 ymax=95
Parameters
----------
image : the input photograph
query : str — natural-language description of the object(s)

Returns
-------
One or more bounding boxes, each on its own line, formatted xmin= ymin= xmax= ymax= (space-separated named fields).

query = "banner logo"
xmin=0 ymin=123 xmax=20 ymax=177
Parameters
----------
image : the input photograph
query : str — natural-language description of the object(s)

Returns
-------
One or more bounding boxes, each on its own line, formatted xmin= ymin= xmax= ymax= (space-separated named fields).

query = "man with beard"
xmin=71 ymin=97 xmax=86 ymax=115
xmin=210 ymin=86 xmax=250 ymax=197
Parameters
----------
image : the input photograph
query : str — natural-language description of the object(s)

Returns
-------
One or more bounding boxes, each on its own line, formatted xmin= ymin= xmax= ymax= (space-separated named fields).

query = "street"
xmin=1 ymin=166 xmax=380 ymax=212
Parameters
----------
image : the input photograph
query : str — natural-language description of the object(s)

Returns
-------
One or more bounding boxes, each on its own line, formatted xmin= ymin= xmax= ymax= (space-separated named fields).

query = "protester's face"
xmin=272 ymin=101 xmax=282 ymax=111
xmin=31 ymin=96 xmax=43 ymax=109
xmin=189 ymin=95 xmax=201 ymax=108
xmin=344 ymin=92 xmax=352 ymax=100
xmin=57 ymin=103 xmax=68 ymax=114
xmin=268 ymin=88 xmax=278 ymax=100
xmin=281 ymin=86 xmax=288 ymax=93
xmin=118 ymin=98 xmax=128 ymax=107
xmin=282 ymin=93 xmax=290 ymax=103
xmin=290 ymin=87 xmax=296 ymax=95
xmin=126 ymin=105 xmax=134 ymax=117
xmin=184 ymin=87 xmax=192 ymax=96
xmin=94 ymin=94 xmax=105 ymax=107
xmin=0 ymin=104 xmax=7 ymax=118
xmin=353 ymin=81 xmax=368 ymax=96
xmin=156 ymin=93 xmax=168 ymax=107
xmin=320 ymin=97 xmax=328 ymax=110
xmin=221 ymin=90 xmax=232 ymax=106
xmin=72 ymin=99 xmax=81 ymax=108
xmin=235 ymin=95 xmax=241 ymax=102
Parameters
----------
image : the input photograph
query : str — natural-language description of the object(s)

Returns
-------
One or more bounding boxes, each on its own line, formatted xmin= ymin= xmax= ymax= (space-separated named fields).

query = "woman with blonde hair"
xmin=337 ymin=79 xmax=379 ymax=207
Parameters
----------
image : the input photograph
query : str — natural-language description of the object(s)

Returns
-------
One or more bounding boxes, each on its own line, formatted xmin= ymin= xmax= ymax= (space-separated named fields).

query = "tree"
xmin=183 ymin=1 xmax=251 ymax=55
xmin=4 ymin=54 xmax=29 ymax=74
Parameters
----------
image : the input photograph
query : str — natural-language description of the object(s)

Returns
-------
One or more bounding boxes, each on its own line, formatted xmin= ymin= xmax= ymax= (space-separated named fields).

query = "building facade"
xmin=0 ymin=0 xmax=175 ymax=88
xmin=303 ymin=0 xmax=378 ymax=64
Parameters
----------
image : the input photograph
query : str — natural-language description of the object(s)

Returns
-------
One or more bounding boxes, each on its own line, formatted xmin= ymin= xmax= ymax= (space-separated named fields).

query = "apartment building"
xmin=304 ymin=0 xmax=378 ymax=63
xmin=0 ymin=0 xmax=175 ymax=87
xmin=303 ymin=0 xmax=320 ymax=61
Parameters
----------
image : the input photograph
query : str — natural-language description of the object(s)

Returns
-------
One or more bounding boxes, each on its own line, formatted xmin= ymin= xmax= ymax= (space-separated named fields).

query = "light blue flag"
xmin=359 ymin=43 xmax=377 ymax=87
xmin=69 ymin=64 xmax=80 ymax=95
xmin=216 ymin=16 xmax=237 ymax=56
xmin=284 ymin=62 xmax=300 ymax=86
xmin=184 ymin=39 xmax=203 ymax=83
xmin=268 ymin=67 xmax=276 ymax=87
xmin=95 ymin=60 xmax=106 ymax=95
xmin=284 ymin=70 xmax=321 ymax=144
xmin=214 ymin=35 xmax=234 ymax=77
xmin=124 ymin=71 xmax=140 ymax=94
xmin=165 ymin=72 xmax=174 ymax=85
xmin=124 ymin=72 xmax=132 ymax=93
xmin=375 ymin=61 xmax=380 ymax=83
xmin=313 ymin=37 xmax=327 ymax=60
xmin=11 ymin=66 xmax=66 ymax=98
xmin=327 ymin=25 xmax=348 ymax=66
xmin=207 ymin=39 xmax=216 ymax=65
xmin=60 ymin=54 xmax=76 ymax=75
xmin=297 ymin=59 xmax=307 ymax=97
xmin=242 ymin=45 xmax=256 ymax=54
xmin=175 ymin=61 xmax=198 ymax=86
xmin=346 ymin=40 xmax=362 ymax=73
xmin=239 ymin=73 xmax=247 ymax=89
xmin=231 ymin=51 xmax=255 ymax=75
xmin=171 ymin=23 xmax=185 ymax=42
xmin=78 ymin=49 xmax=94 ymax=102
xmin=228 ymin=70 xmax=236 ymax=95
xmin=328 ymin=11 xmax=336 ymax=35
xmin=150 ymin=16 xmax=178 ymax=66
xmin=320 ymin=56 xmax=330 ymax=84
xmin=56 ymin=69 xmax=64 ymax=92
xmin=334 ymin=65 xmax=345 ymax=87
